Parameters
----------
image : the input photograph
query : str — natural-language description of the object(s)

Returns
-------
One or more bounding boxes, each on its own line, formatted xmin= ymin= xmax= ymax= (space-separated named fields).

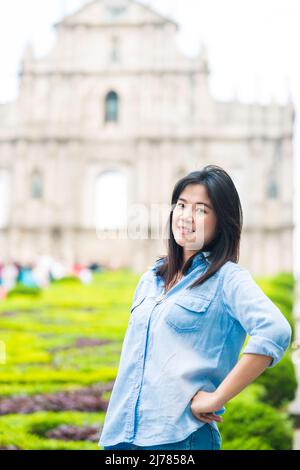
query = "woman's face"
xmin=171 ymin=183 xmax=218 ymax=253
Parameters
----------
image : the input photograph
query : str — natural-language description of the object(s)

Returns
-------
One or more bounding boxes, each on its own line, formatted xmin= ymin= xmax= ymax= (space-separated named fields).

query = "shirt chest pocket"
xmin=165 ymin=294 xmax=213 ymax=332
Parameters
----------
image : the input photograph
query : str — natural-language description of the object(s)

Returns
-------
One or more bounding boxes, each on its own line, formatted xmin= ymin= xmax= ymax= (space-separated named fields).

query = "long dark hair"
xmin=156 ymin=165 xmax=243 ymax=290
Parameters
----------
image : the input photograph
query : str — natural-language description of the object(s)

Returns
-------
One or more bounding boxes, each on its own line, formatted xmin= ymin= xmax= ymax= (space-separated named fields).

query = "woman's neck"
xmin=183 ymin=249 xmax=198 ymax=264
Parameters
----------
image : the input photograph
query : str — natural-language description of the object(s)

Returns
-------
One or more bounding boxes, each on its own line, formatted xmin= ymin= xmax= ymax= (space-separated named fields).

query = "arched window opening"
xmin=105 ymin=90 xmax=119 ymax=123
xmin=93 ymin=170 xmax=127 ymax=230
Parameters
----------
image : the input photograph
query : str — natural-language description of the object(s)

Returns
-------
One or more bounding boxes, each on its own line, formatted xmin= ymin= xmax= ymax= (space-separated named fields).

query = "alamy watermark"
xmin=95 ymin=202 xmax=207 ymax=251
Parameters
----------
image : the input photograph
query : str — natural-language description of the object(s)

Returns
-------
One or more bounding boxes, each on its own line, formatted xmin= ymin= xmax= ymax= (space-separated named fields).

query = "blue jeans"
xmin=103 ymin=424 xmax=222 ymax=450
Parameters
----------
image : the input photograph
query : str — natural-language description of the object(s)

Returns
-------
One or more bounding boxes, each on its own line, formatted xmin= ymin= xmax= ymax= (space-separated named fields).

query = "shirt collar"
xmin=186 ymin=251 xmax=211 ymax=274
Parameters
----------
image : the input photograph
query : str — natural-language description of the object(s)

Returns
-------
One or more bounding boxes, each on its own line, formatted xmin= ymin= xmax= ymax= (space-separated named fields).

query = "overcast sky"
xmin=0 ymin=0 xmax=299 ymax=275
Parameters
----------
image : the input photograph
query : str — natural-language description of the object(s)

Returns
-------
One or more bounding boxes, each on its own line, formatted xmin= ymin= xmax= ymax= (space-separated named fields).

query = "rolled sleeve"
xmin=222 ymin=264 xmax=292 ymax=368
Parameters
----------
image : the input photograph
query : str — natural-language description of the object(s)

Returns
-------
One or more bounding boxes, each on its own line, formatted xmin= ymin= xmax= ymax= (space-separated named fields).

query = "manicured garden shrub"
xmin=221 ymin=436 xmax=272 ymax=450
xmin=253 ymin=271 xmax=297 ymax=409
xmin=0 ymin=411 xmax=104 ymax=450
xmin=271 ymin=272 xmax=295 ymax=291
xmin=7 ymin=285 xmax=41 ymax=298
xmin=256 ymin=271 xmax=295 ymax=339
xmin=51 ymin=276 xmax=81 ymax=285
xmin=255 ymin=352 xmax=297 ymax=408
xmin=219 ymin=394 xmax=294 ymax=450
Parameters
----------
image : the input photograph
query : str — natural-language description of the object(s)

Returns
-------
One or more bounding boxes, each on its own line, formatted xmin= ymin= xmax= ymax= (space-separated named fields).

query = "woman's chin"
xmin=174 ymin=235 xmax=206 ymax=251
xmin=174 ymin=236 xmax=195 ymax=247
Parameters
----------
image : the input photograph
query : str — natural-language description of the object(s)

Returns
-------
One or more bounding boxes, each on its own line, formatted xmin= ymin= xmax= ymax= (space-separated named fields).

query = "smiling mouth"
xmin=178 ymin=226 xmax=195 ymax=234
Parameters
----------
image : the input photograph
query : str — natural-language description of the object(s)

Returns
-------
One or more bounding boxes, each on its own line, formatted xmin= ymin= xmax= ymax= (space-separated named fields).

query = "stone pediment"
xmin=56 ymin=0 xmax=178 ymax=28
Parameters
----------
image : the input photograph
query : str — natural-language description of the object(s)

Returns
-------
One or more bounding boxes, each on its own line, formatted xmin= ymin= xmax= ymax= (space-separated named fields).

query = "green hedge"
xmin=256 ymin=271 xmax=295 ymax=339
xmin=51 ymin=276 xmax=82 ymax=285
xmin=255 ymin=352 xmax=297 ymax=408
xmin=254 ymin=271 xmax=297 ymax=409
xmin=219 ymin=386 xmax=294 ymax=450
xmin=271 ymin=272 xmax=295 ymax=291
xmin=7 ymin=285 xmax=42 ymax=298
xmin=0 ymin=411 xmax=104 ymax=450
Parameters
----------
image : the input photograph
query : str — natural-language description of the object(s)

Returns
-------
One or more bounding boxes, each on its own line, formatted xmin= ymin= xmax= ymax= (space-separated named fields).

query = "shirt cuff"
xmin=243 ymin=335 xmax=286 ymax=368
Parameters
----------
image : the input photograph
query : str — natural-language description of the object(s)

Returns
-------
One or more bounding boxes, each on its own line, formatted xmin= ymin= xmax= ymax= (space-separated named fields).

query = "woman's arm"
xmin=191 ymin=353 xmax=272 ymax=422
xmin=191 ymin=264 xmax=292 ymax=424
xmin=214 ymin=352 xmax=272 ymax=406
xmin=221 ymin=265 xmax=292 ymax=369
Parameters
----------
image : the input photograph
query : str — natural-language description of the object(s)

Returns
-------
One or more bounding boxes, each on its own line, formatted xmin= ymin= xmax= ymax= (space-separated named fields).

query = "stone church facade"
xmin=0 ymin=0 xmax=295 ymax=275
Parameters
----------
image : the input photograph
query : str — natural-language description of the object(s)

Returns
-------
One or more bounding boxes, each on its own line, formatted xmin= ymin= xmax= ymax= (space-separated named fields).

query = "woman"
xmin=99 ymin=165 xmax=292 ymax=451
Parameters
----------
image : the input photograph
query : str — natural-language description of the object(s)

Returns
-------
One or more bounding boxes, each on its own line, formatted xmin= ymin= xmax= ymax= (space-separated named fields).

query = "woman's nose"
xmin=180 ymin=214 xmax=194 ymax=227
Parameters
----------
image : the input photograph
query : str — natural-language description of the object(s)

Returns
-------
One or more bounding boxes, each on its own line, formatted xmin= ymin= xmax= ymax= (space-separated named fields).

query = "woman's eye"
xmin=175 ymin=203 xmax=206 ymax=213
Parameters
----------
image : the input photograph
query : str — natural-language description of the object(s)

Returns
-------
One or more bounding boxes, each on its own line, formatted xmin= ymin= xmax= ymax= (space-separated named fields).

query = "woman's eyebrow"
xmin=178 ymin=197 xmax=212 ymax=209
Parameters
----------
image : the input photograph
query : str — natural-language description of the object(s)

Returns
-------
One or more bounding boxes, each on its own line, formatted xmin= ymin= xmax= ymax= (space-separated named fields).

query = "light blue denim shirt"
xmin=98 ymin=252 xmax=292 ymax=447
